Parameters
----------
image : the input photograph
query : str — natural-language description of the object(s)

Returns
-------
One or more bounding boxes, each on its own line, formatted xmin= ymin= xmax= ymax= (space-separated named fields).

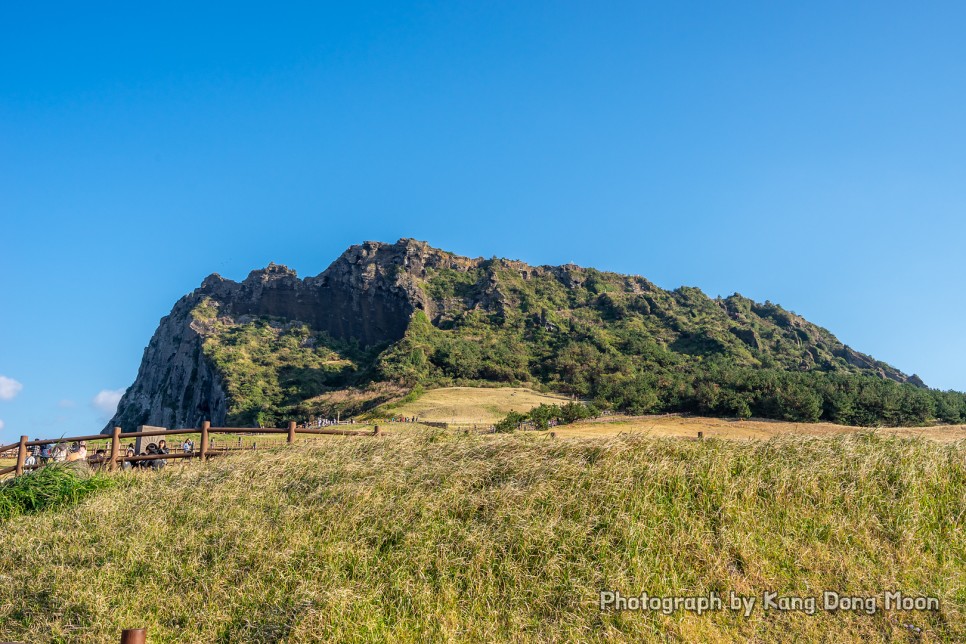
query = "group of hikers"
xmin=298 ymin=417 xmax=356 ymax=429
xmin=23 ymin=439 xmax=91 ymax=467
xmin=22 ymin=437 xmax=197 ymax=471
xmin=116 ymin=440 xmax=171 ymax=470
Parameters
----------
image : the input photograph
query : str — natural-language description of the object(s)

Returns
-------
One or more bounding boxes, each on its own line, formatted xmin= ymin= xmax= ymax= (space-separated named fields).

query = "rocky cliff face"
xmin=108 ymin=239 xmax=460 ymax=431
xmin=109 ymin=292 xmax=230 ymax=432
xmin=107 ymin=238 xmax=925 ymax=432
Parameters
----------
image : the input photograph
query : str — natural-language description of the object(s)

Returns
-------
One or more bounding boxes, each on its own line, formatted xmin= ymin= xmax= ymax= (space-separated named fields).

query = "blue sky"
xmin=2 ymin=2 xmax=965 ymax=442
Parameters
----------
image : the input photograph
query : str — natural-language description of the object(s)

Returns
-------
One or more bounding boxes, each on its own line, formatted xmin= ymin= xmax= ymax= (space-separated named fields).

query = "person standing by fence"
xmin=122 ymin=447 xmax=135 ymax=470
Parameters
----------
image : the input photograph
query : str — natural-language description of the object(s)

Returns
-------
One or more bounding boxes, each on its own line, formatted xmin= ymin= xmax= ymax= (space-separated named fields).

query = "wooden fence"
xmin=0 ymin=421 xmax=382 ymax=479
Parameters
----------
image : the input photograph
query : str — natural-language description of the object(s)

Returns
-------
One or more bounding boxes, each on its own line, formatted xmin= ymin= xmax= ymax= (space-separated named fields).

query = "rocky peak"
xmin=322 ymin=238 xmax=468 ymax=277
xmin=200 ymin=273 xmax=225 ymax=289
xmin=243 ymin=262 xmax=298 ymax=284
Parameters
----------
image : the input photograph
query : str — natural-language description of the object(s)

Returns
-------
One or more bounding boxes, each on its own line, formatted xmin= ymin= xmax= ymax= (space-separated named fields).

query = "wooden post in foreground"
xmin=697 ymin=431 xmax=704 ymax=440
xmin=373 ymin=425 xmax=381 ymax=437
xmin=15 ymin=435 xmax=28 ymax=476
xmin=120 ymin=627 xmax=146 ymax=643
xmin=287 ymin=421 xmax=296 ymax=444
xmin=200 ymin=421 xmax=210 ymax=462
xmin=110 ymin=426 xmax=121 ymax=471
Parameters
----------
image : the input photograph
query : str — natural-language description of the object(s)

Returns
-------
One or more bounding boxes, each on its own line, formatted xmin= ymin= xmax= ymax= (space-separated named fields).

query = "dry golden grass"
xmin=380 ymin=386 xmax=569 ymax=424
xmin=372 ymin=386 xmax=966 ymax=441
xmin=556 ymin=414 xmax=966 ymax=442
xmin=1 ymin=430 xmax=964 ymax=642
xmin=4 ymin=404 xmax=962 ymax=473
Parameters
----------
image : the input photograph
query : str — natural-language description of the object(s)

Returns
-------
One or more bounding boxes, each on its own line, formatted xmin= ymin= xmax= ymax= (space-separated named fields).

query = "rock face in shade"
xmin=108 ymin=295 xmax=229 ymax=432
xmin=106 ymin=238 xmax=924 ymax=432
xmin=109 ymin=239 xmax=455 ymax=431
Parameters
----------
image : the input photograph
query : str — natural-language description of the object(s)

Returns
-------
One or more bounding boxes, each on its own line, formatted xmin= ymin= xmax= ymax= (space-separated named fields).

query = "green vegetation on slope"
xmin=194 ymin=298 xmax=384 ymax=426
xmin=189 ymin=254 xmax=966 ymax=428
xmin=374 ymin=263 xmax=966 ymax=427
xmin=1 ymin=433 xmax=963 ymax=642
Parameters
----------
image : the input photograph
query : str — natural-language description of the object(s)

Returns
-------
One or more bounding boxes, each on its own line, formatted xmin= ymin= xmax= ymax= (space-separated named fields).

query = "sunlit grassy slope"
xmin=1 ymin=431 xmax=964 ymax=642
xmin=377 ymin=386 xmax=569 ymax=423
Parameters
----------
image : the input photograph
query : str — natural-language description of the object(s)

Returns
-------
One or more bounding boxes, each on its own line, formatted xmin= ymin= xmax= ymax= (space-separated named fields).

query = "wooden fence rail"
xmin=2 ymin=420 xmax=383 ymax=479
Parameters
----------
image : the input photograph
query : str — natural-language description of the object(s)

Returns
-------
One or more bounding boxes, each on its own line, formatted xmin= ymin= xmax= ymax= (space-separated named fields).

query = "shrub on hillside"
xmin=494 ymin=411 xmax=529 ymax=433
xmin=495 ymin=401 xmax=596 ymax=432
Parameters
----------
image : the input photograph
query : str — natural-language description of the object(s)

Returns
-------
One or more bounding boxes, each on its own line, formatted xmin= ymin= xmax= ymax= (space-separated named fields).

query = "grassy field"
xmin=375 ymin=386 xmax=570 ymax=424
xmin=372 ymin=385 xmax=966 ymax=440
xmin=1 ymin=430 xmax=964 ymax=642
xmin=557 ymin=414 xmax=966 ymax=442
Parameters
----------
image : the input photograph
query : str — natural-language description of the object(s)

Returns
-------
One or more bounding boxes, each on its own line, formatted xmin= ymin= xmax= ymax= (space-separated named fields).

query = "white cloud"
xmin=0 ymin=376 xmax=23 ymax=401
xmin=92 ymin=389 xmax=125 ymax=418
xmin=0 ymin=419 xmax=4 ymax=431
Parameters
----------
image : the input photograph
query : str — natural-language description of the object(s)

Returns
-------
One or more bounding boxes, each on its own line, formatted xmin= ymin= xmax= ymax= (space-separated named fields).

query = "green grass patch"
xmin=0 ymin=464 xmax=119 ymax=520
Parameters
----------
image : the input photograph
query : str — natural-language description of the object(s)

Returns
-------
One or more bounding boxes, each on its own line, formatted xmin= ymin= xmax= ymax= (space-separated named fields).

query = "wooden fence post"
xmin=200 ymin=421 xmax=210 ymax=462
xmin=287 ymin=421 xmax=296 ymax=444
xmin=120 ymin=627 xmax=146 ymax=643
xmin=15 ymin=435 xmax=28 ymax=476
xmin=110 ymin=426 xmax=121 ymax=471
